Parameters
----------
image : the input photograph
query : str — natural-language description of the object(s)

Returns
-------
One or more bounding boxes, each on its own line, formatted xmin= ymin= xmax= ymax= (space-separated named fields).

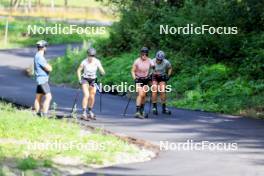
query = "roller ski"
xmin=88 ymin=110 xmax=96 ymax=120
xmin=152 ymin=107 xmax=158 ymax=115
xmin=162 ymin=107 xmax=171 ymax=115
xmin=81 ymin=111 xmax=90 ymax=121
xmin=134 ymin=108 xmax=148 ymax=119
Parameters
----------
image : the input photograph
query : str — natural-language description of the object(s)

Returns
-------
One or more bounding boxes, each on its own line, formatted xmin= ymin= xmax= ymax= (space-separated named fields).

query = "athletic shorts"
xmin=36 ymin=82 xmax=51 ymax=94
xmin=82 ymin=78 xmax=96 ymax=87
xmin=135 ymin=77 xmax=150 ymax=87
xmin=152 ymin=74 xmax=166 ymax=83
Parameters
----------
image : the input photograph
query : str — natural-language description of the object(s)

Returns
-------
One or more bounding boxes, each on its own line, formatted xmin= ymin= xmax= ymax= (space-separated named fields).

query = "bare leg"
xmin=136 ymin=86 xmax=147 ymax=105
xmin=136 ymin=84 xmax=143 ymax=106
xmin=88 ymin=86 xmax=96 ymax=109
xmin=34 ymin=94 xmax=43 ymax=113
xmin=159 ymin=82 xmax=171 ymax=114
xmin=152 ymin=81 xmax=158 ymax=104
xmin=42 ymin=93 xmax=52 ymax=114
xmin=159 ymin=82 xmax=166 ymax=103
xmin=141 ymin=85 xmax=148 ymax=105
xmin=82 ymin=84 xmax=89 ymax=110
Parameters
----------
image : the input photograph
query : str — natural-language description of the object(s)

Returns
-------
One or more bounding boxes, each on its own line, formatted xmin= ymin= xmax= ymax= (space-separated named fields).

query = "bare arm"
xmin=168 ymin=67 xmax=172 ymax=76
xmin=98 ymin=64 xmax=105 ymax=76
xmin=131 ymin=64 xmax=136 ymax=80
xmin=44 ymin=63 xmax=52 ymax=72
xmin=77 ymin=64 xmax=84 ymax=82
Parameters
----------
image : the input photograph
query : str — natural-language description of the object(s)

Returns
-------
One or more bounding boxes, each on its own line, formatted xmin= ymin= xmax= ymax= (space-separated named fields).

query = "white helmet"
xmin=87 ymin=48 xmax=96 ymax=56
xmin=156 ymin=50 xmax=165 ymax=61
xmin=36 ymin=40 xmax=48 ymax=48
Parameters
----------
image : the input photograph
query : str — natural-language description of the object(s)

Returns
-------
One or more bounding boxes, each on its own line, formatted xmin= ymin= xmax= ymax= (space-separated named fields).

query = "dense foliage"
xmin=98 ymin=0 xmax=264 ymax=117
xmin=52 ymin=0 xmax=264 ymax=117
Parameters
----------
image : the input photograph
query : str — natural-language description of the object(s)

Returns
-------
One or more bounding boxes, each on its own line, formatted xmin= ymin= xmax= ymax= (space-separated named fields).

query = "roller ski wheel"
xmin=134 ymin=112 xmax=147 ymax=119
xmin=88 ymin=111 xmax=96 ymax=120
xmin=162 ymin=108 xmax=172 ymax=115
xmin=152 ymin=107 xmax=158 ymax=115
xmin=81 ymin=112 xmax=90 ymax=121
xmin=134 ymin=112 xmax=142 ymax=119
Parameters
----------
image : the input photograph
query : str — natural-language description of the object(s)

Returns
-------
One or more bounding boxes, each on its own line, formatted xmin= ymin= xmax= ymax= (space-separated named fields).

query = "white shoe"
xmin=81 ymin=111 xmax=89 ymax=121
xmin=88 ymin=110 xmax=96 ymax=120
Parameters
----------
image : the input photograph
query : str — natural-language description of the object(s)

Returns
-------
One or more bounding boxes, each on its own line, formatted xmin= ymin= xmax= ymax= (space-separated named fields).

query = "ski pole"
xmin=148 ymin=92 xmax=152 ymax=115
xmin=95 ymin=83 xmax=102 ymax=112
xmin=71 ymin=86 xmax=81 ymax=114
xmin=123 ymin=93 xmax=132 ymax=117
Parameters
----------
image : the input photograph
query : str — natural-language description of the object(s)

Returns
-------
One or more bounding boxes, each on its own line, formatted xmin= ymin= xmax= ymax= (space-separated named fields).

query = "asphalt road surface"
xmin=0 ymin=45 xmax=264 ymax=176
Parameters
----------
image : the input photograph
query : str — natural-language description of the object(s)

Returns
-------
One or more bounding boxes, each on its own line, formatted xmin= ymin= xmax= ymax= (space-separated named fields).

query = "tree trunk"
xmin=23 ymin=0 xmax=28 ymax=14
xmin=37 ymin=0 xmax=41 ymax=6
xmin=28 ymin=0 xmax=32 ymax=11
xmin=50 ymin=0 xmax=54 ymax=9
xmin=13 ymin=0 xmax=21 ymax=11
xmin=4 ymin=19 xmax=9 ymax=46
xmin=64 ymin=0 xmax=68 ymax=7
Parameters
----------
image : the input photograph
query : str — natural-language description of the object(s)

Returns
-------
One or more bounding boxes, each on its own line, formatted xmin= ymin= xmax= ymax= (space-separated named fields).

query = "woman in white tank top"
xmin=77 ymin=48 xmax=105 ymax=120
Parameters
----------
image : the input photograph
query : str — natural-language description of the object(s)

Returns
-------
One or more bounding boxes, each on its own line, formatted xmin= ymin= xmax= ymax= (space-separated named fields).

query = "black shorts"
xmin=36 ymin=82 xmax=51 ymax=94
xmin=152 ymin=74 xmax=166 ymax=83
xmin=82 ymin=78 xmax=96 ymax=87
xmin=135 ymin=77 xmax=150 ymax=87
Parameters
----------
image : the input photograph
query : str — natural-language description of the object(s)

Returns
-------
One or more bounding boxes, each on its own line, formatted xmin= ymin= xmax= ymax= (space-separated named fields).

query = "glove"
xmin=148 ymin=74 xmax=153 ymax=81
xmin=94 ymin=78 xmax=97 ymax=83
xmin=163 ymin=75 xmax=170 ymax=81
xmin=166 ymin=75 xmax=170 ymax=81
xmin=134 ymin=78 xmax=139 ymax=84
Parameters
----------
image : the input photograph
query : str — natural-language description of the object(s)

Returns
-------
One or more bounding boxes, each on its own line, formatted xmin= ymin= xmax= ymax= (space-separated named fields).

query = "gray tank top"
xmin=152 ymin=58 xmax=171 ymax=75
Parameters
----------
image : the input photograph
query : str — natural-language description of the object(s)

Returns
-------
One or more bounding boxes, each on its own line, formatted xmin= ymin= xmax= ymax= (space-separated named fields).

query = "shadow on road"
xmin=1 ymin=46 xmax=264 ymax=175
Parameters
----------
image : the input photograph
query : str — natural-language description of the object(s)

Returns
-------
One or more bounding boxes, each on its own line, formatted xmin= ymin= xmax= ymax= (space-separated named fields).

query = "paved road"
xmin=1 ymin=45 xmax=264 ymax=176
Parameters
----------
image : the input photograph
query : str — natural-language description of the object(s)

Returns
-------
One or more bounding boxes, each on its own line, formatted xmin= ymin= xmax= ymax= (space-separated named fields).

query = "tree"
xmin=64 ymin=0 xmax=68 ymax=7
xmin=50 ymin=0 xmax=54 ymax=10
xmin=10 ymin=0 xmax=22 ymax=11
xmin=36 ymin=0 xmax=41 ymax=7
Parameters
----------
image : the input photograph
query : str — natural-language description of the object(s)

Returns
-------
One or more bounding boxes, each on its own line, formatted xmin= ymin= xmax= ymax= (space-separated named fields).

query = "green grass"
xmin=0 ymin=102 xmax=140 ymax=172
xmin=50 ymin=47 xmax=264 ymax=118
xmin=0 ymin=0 xmax=103 ymax=8
xmin=0 ymin=0 xmax=116 ymax=22
xmin=17 ymin=157 xmax=38 ymax=171
xmin=0 ymin=19 xmax=109 ymax=49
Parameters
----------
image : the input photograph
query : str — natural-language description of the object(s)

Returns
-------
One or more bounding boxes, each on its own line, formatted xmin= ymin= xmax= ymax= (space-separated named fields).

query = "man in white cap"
xmin=33 ymin=40 xmax=53 ymax=117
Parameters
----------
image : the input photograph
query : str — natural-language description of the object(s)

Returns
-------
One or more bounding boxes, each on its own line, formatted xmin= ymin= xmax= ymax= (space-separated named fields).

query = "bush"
xmin=50 ymin=0 xmax=264 ymax=117
xmin=17 ymin=157 xmax=38 ymax=170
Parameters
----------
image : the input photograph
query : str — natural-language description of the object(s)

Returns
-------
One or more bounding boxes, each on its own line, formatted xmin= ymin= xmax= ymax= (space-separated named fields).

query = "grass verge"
xmin=0 ymin=102 xmax=152 ymax=175
xmin=1 ymin=0 xmax=104 ymax=8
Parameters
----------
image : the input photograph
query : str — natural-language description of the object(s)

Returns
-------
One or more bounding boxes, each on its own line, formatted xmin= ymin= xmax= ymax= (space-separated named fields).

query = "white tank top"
xmin=81 ymin=57 xmax=102 ymax=79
